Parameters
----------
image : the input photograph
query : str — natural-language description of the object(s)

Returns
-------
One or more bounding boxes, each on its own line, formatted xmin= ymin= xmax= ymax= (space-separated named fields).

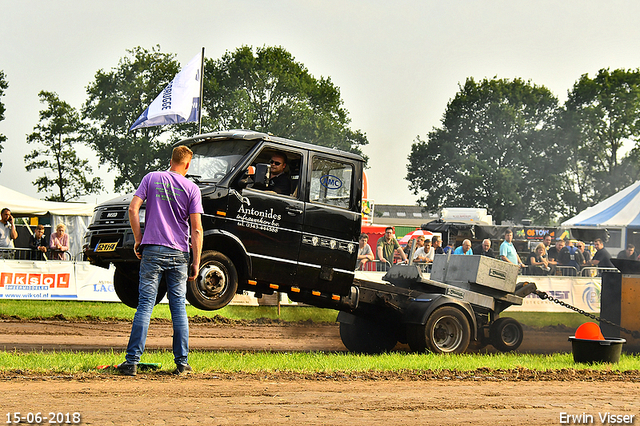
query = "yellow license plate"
xmin=95 ymin=242 xmax=118 ymax=252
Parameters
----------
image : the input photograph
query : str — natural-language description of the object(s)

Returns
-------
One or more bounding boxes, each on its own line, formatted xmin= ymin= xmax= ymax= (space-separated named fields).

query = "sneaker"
xmin=173 ymin=364 xmax=193 ymax=375
xmin=116 ymin=363 xmax=137 ymax=376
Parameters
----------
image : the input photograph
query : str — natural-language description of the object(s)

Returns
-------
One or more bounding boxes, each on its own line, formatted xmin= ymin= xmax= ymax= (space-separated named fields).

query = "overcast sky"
xmin=2 ymin=0 xmax=640 ymax=207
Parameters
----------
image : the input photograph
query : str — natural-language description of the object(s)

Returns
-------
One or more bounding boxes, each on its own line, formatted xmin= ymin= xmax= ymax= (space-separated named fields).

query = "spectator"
xmin=0 ymin=208 xmax=18 ymax=249
xmin=558 ymin=238 xmax=583 ymax=276
xmin=529 ymin=243 xmax=552 ymax=275
xmin=590 ymin=238 xmax=614 ymax=269
xmin=453 ymin=239 xmax=473 ymax=255
xmin=29 ymin=224 xmax=48 ymax=261
xmin=474 ymin=239 xmax=495 ymax=258
xmin=49 ymin=223 xmax=70 ymax=260
xmin=376 ymin=227 xmax=407 ymax=270
xmin=404 ymin=235 xmax=425 ymax=259
xmin=443 ymin=241 xmax=455 ymax=254
xmin=617 ymin=244 xmax=637 ymax=260
xmin=356 ymin=233 xmax=374 ymax=270
xmin=414 ymin=238 xmax=433 ymax=263
xmin=547 ymin=239 xmax=562 ymax=263
xmin=500 ymin=229 xmax=525 ymax=268
xmin=431 ymin=235 xmax=445 ymax=255
xmin=542 ymin=234 xmax=553 ymax=252
xmin=576 ymin=241 xmax=591 ymax=266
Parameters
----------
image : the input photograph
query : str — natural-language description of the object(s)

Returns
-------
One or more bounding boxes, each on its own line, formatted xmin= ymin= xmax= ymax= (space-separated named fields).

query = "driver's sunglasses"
xmin=270 ymin=160 xmax=282 ymax=166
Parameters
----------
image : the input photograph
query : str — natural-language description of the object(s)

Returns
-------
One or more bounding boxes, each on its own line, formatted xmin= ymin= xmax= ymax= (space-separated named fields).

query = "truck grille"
xmin=90 ymin=206 xmax=130 ymax=228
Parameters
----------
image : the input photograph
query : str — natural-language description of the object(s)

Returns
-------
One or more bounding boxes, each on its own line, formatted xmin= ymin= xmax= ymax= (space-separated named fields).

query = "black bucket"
xmin=568 ymin=337 xmax=626 ymax=364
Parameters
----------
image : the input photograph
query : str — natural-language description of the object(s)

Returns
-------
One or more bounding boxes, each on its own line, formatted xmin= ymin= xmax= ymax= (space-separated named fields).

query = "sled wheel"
xmin=490 ymin=317 xmax=524 ymax=352
xmin=409 ymin=306 xmax=471 ymax=354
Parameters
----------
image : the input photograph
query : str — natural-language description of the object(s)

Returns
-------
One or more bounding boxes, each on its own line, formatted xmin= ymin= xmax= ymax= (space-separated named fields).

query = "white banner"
xmin=130 ymin=51 xmax=202 ymax=131
xmin=0 ymin=260 xmax=118 ymax=301
xmin=505 ymin=276 xmax=601 ymax=313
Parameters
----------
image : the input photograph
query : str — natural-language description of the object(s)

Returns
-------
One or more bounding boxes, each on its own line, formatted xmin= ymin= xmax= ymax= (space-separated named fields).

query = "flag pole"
xmin=198 ymin=47 xmax=205 ymax=135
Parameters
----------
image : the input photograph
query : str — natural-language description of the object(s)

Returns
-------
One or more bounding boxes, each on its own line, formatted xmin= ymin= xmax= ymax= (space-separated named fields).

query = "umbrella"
xmin=399 ymin=229 xmax=433 ymax=244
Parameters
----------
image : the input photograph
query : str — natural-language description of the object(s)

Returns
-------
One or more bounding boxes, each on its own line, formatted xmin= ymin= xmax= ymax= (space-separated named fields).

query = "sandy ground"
xmin=1 ymin=318 xmax=639 ymax=425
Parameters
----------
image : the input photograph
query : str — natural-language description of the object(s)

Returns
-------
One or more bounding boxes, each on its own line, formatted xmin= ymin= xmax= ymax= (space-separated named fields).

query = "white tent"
xmin=0 ymin=185 xmax=95 ymax=216
xmin=561 ymin=180 xmax=640 ymax=253
xmin=0 ymin=185 xmax=96 ymax=259
xmin=561 ymin=181 xmax=640 ymax=228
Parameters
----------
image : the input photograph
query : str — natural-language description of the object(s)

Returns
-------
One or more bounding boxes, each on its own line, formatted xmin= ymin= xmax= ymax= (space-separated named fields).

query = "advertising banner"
xmin=0 ymin=260 xmax=118 ymax=302
xmin=505 ymin=276 xmax=601 ymax=313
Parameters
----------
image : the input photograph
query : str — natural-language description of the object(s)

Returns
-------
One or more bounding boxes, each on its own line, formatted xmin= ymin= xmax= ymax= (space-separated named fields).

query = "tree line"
xmin=406 ymin=71 xmax=640 ymax=225
xmin=0 ymin=45 xmax=368 ymax=201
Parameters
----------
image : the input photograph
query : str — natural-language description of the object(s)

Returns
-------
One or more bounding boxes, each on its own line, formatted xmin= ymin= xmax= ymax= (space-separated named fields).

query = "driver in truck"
xmin=117 ymin=146 xmax=204 ymax=377
xmin=268 ymin=152 xmax=291 ymax=195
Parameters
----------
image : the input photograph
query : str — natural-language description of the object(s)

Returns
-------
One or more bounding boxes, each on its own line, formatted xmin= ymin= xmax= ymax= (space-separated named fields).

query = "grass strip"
xmin=0 ymin=300 xmax=594 ymax=328
xmin=1 ymin=350 xmax=639 ymax=374
xmin=0 ymin=300 xmax=339 ymax=323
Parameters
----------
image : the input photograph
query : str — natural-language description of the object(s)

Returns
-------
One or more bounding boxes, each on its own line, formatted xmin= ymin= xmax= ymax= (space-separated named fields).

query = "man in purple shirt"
xmin=118 ymin=146 xmax=203 ymax=376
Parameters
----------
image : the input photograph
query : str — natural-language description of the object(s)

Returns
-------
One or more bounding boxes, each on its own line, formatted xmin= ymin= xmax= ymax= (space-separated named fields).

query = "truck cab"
xmin=83 ymin=130 xmax=364 ymax=310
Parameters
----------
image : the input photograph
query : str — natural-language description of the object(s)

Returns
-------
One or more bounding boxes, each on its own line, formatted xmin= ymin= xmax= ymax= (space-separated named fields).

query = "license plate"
xmin=95 ymin=242 xmax=118 ymax=252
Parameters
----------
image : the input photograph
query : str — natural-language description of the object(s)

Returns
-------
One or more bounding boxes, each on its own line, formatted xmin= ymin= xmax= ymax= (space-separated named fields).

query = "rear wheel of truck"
xmin=187 ymin=250 xmax=238 ymax=311
xmin=339 ymin=316 xmax=397 ymax=354
xmin=408 ymin=306 xmax=471 ymax=354
xmin=490 ymin=317 xmax=523 ymax=352
xmin=113 ymin=265 xmax=167 ymax=309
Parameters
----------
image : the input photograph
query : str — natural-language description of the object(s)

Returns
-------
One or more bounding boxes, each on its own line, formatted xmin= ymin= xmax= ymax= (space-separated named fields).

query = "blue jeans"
xmin=125 ymin=245 xmax=190 ymax=366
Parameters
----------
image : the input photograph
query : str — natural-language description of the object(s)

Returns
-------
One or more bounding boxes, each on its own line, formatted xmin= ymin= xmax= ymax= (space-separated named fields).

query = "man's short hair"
xmin=1 ymin=208 xmax=10 ymax=215
xmin=595 ymin=238 xmax=604 ymax=245
xmin=504 ymin=229 xmax=513 ymax=236
xmin=432 ymin=235 xmax=441 ymax=243
xmin=385 ymin=226 xmax=394 ymax=232
xmin=172 ymin=146 xmax=194 ymax=165
xmin=35 ymin=224 xmax=45 ymax=231
xmin=359 ymin=233 xmax=368 ymax=240
xmin=627 ymin=244 xmax=635 ymax=250
xmin=271 ymin=151 xmax=288 ymax=165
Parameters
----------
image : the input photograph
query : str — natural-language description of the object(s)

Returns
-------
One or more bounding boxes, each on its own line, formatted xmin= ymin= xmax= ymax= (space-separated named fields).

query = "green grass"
xmin=0 ymin=300 xmax=593 ymax=328
xmin=1 ymin=350 xmax=639 ymax=374
xmin=0 ymin=300 xmax=339 ymax=323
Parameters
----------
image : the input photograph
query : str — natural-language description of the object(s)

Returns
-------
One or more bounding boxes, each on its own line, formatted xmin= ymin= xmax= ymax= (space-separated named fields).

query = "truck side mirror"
xmin=239 ymin=163 xmax=271 ymax=189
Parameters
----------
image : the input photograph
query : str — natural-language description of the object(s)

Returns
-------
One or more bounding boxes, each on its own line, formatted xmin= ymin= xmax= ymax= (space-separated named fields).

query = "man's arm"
xmin=397 ymin=245 xmax=408 ymax=262
xmin=189 ymin=213 xmax=204 ymax=281
xmin=128 ymin=196 xmax=144 ymax=259
xmin=376 ymin=244 xmax=386 ymax=263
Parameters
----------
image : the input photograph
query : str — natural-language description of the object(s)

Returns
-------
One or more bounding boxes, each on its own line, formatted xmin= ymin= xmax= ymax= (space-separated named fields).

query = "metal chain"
xmin=535 ymin=290 xmax=640 ymax=339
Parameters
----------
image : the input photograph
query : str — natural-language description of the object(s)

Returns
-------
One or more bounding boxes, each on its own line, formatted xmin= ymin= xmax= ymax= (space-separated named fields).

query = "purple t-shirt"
xmin=135 ymin=171 xmax=203 ymax=252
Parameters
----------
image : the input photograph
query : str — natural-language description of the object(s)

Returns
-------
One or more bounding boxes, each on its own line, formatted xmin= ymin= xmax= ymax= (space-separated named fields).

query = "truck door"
xmin=228 ymin=148 xmax=304 ymax=286
xmin=297 ymin=154 xmax=361 ymax=295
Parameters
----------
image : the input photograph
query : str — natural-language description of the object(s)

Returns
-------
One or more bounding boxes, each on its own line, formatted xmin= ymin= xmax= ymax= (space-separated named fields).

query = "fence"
xmin=0 ymin=247 xmax=72 ymax=261
xmin=359 ymin=258 xmax=619 ymax=278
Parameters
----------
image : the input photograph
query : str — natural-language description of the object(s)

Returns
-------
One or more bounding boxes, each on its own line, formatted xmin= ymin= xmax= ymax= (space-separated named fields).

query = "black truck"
xmin=84 ymin=130 xmax=534 ymax=354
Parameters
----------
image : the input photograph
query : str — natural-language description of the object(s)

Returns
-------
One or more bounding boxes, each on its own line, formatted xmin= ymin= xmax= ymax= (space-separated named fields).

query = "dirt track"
xmin=1 ymin=319 xmax=639 ymax=425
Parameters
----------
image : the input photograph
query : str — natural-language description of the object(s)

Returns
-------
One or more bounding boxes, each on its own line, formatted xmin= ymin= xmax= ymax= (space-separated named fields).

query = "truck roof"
xmin=175 ymin=129 xmax=365 ymax=162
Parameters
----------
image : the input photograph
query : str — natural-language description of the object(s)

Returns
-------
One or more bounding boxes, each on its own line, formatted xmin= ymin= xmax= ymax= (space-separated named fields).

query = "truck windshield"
xmin=187 ymin=139 xmax=257 ymax=183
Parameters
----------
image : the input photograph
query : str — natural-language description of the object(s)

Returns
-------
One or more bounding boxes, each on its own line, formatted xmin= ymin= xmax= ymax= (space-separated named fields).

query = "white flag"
xmin=130 ymin=51 xmax=202 ymax=131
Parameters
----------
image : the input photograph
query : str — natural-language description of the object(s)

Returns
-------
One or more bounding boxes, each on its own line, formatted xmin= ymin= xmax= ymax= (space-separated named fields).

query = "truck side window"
xmin=309 ymin=156 xmax=353 ymax=209
xmin=250 ymin=149 xmax=301 ymax=198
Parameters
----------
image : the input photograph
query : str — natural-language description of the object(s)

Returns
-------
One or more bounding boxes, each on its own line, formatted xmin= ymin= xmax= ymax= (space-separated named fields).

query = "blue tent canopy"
xmin=561 ymin=181 xmax=640 ymax=228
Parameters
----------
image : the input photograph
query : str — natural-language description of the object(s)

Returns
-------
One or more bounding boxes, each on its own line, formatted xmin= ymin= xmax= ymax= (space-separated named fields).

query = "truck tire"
xmin=408 ymin=306 xmax=471 ymax=354
xmin=490 ymin=317 xmax=523 ymax=352
xmin=113 ymin=265 xmax=167 ymax=309
xmin=187 ymin=250 xmax=238 ymax=311
xmin=339 ymin=316 xmax=397 ymax=354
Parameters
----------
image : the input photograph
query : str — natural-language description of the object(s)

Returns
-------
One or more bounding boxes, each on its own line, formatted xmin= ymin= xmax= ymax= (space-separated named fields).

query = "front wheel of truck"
xmin=187 ymin=250 xmax=238 ymax=311
xmin=113 ymin=265 xmax=167 ymax=309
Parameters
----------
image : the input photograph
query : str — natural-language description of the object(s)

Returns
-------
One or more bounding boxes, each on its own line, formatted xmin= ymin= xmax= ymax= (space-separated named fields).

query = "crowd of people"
xmin=0 ymin=207 xmax=71 ymax=260
xmin=357 ymin=226 xmax=625 ymax=276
